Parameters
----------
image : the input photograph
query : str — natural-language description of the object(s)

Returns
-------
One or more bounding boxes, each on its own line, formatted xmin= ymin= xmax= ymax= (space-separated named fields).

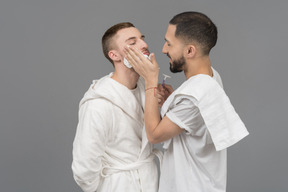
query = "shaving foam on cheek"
xmin=123 ymin=58 xmax=133 ymax=68
xmin=123 ymin=54 xmax=151 ymax=68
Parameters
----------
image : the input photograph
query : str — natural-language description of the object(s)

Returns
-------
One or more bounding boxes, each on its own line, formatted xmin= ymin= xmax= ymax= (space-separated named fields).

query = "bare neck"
xmin=184 ymin=55 xmax=213 ymax=80
xmin=111 ymin=66 xmax=139 ymax=89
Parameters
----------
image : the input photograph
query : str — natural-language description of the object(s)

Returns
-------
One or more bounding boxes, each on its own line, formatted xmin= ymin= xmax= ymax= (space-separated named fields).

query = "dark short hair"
xmin=102 ymin=22 xmax=135 ymax=65
xmin=170 ymin=11 xmax=218 ymax=55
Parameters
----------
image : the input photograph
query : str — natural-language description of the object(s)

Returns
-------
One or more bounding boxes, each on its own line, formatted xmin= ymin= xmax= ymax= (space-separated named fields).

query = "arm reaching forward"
xmin=124 ymin=46 xmax=183 ymax=144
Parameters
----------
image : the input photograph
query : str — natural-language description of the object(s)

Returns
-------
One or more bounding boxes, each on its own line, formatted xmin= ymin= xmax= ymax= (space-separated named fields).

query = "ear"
xmin=185 ymin=45 xmax=197 ymax=58
xmin=108 ymin=50 xmax=121 ymax=62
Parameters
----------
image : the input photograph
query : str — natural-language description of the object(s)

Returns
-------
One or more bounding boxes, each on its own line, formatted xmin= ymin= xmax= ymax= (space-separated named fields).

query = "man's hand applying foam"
xmin=124 ymin=45 xmax=159 ymax=87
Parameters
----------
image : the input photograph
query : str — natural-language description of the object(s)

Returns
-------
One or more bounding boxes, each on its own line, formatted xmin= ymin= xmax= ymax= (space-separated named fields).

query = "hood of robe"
xmin=79 ymin=72 xmax=162 ymax=163
xmin=79 ymin=72 xmax=145 ymax=125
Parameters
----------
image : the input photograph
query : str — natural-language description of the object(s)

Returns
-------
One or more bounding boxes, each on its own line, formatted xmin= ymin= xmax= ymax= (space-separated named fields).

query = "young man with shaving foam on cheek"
xmin=72 ymin=22 xmax=163 ymax=192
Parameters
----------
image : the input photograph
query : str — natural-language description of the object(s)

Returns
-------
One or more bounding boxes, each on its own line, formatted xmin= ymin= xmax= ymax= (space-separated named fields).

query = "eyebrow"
xmin=125 ymin=35 xmax=145 ymax=42
xmin=164 ymin=38 xmax=170 ymax=43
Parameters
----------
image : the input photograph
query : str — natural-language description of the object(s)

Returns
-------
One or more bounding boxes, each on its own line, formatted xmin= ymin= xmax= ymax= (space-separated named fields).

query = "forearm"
xmin=72 ymin=104 xmax=107 ymax=191
xmin=72 ymin=159 xmax=101 ymax=192
xmin=72 ymin=137 xmax=102 ymax=192
xmin=144 ymin=80 xmax=162 ymax=143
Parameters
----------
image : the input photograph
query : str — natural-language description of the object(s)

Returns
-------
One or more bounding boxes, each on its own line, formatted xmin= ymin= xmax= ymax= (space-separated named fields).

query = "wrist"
xmin=145 ymin=82 xmax=158 ymax=89
xmin=145 ymin=78 xmax=158 ymax=88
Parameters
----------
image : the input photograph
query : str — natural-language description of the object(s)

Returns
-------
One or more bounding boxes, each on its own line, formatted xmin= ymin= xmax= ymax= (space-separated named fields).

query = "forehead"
xmin=115 ymin=27 xmax=142 ymax=43
xmin=165 ymin=24 xmax=177 ymax=41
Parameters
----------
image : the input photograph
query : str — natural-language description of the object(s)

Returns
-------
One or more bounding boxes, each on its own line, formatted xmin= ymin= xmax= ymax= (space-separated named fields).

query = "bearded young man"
xmin=125 ymin=12 xmax=249 ymax=192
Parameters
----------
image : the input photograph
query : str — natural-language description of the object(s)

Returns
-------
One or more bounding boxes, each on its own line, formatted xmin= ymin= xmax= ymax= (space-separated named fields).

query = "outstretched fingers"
xmin=124 ymin=46 xmax=143 ymax=68
xmin=124 ymin=46 xmax=154 ymax=79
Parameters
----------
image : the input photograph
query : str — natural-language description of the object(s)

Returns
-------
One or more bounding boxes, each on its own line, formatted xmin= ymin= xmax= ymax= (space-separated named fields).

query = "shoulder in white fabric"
xmin=162 ymin=74 xmax=249 ymax=151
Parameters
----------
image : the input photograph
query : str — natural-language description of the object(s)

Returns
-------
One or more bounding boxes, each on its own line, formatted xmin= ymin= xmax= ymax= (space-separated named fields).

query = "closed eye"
xmin=129 ymin=41 xmax=136 ymax=45
xmin=164 ymin=38 xmax=171 ymax=46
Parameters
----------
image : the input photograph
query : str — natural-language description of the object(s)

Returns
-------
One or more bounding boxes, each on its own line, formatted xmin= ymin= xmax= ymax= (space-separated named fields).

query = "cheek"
xmin=169 ymin=50 xmax=178 ymax=59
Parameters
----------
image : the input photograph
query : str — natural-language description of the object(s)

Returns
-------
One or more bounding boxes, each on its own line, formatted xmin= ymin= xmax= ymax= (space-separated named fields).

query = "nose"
xmin=162 ymin=42 xmax=168 ymax=54
xmin=139 ymin=39 xmax=148 ymax=50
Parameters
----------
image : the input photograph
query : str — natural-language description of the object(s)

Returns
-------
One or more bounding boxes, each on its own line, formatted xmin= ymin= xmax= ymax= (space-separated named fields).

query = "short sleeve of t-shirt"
xmin=165 ymin=96 xmax=205 ymax=135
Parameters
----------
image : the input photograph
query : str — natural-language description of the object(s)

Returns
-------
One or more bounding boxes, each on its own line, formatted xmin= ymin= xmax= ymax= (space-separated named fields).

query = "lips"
xmin=166 ymin=53 xmax=172 ymax=63
xmin=142 ymin=50 xmax=150 ymax=56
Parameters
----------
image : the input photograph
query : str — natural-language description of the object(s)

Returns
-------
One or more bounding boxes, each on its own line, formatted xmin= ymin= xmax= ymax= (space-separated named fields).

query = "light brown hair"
xmin=102 ymin=22 xmax=135 ymax=65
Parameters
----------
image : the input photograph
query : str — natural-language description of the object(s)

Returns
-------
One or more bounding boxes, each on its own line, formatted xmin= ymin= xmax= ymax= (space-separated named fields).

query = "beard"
xmin=169 ymin=54 xmax=185 ymax=73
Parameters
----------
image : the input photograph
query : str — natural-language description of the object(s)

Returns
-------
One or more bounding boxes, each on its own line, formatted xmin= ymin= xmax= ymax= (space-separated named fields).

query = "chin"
xmin=170 ymin=65 xmax=183 ymax=73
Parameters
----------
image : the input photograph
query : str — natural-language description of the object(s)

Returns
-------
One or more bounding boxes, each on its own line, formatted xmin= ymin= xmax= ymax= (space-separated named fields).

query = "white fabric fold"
xmin=79 ymin=73 xmax=144 ymax=124
xmin=101 ymin=152 xmax=156 ymax=177
xmin=161 ymin=74 xmax=249 ymax=151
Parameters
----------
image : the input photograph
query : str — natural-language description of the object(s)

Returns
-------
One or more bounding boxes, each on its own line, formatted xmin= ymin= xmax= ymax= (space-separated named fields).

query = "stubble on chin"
xmin=169 ymin=56 xmax=185 ymax=73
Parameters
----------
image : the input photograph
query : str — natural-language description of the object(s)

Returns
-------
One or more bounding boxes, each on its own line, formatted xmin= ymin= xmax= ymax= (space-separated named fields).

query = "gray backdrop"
xmin=1 ymin=0 xmax=287 ymax=191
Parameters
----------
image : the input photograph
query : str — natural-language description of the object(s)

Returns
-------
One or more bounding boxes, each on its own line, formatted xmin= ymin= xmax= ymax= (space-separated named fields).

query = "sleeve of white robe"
xmin=72 ymin=99 xmax=111 ymax=192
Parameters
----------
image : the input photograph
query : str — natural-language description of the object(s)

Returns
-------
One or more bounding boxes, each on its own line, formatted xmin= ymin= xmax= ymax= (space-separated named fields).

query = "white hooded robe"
xmin=72 ymin=73 xmax=160 ymax=192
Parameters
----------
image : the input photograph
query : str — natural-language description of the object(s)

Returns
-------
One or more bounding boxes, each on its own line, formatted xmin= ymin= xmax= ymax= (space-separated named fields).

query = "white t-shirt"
xmin=159 ymin=68 xmax=228 ymax=192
